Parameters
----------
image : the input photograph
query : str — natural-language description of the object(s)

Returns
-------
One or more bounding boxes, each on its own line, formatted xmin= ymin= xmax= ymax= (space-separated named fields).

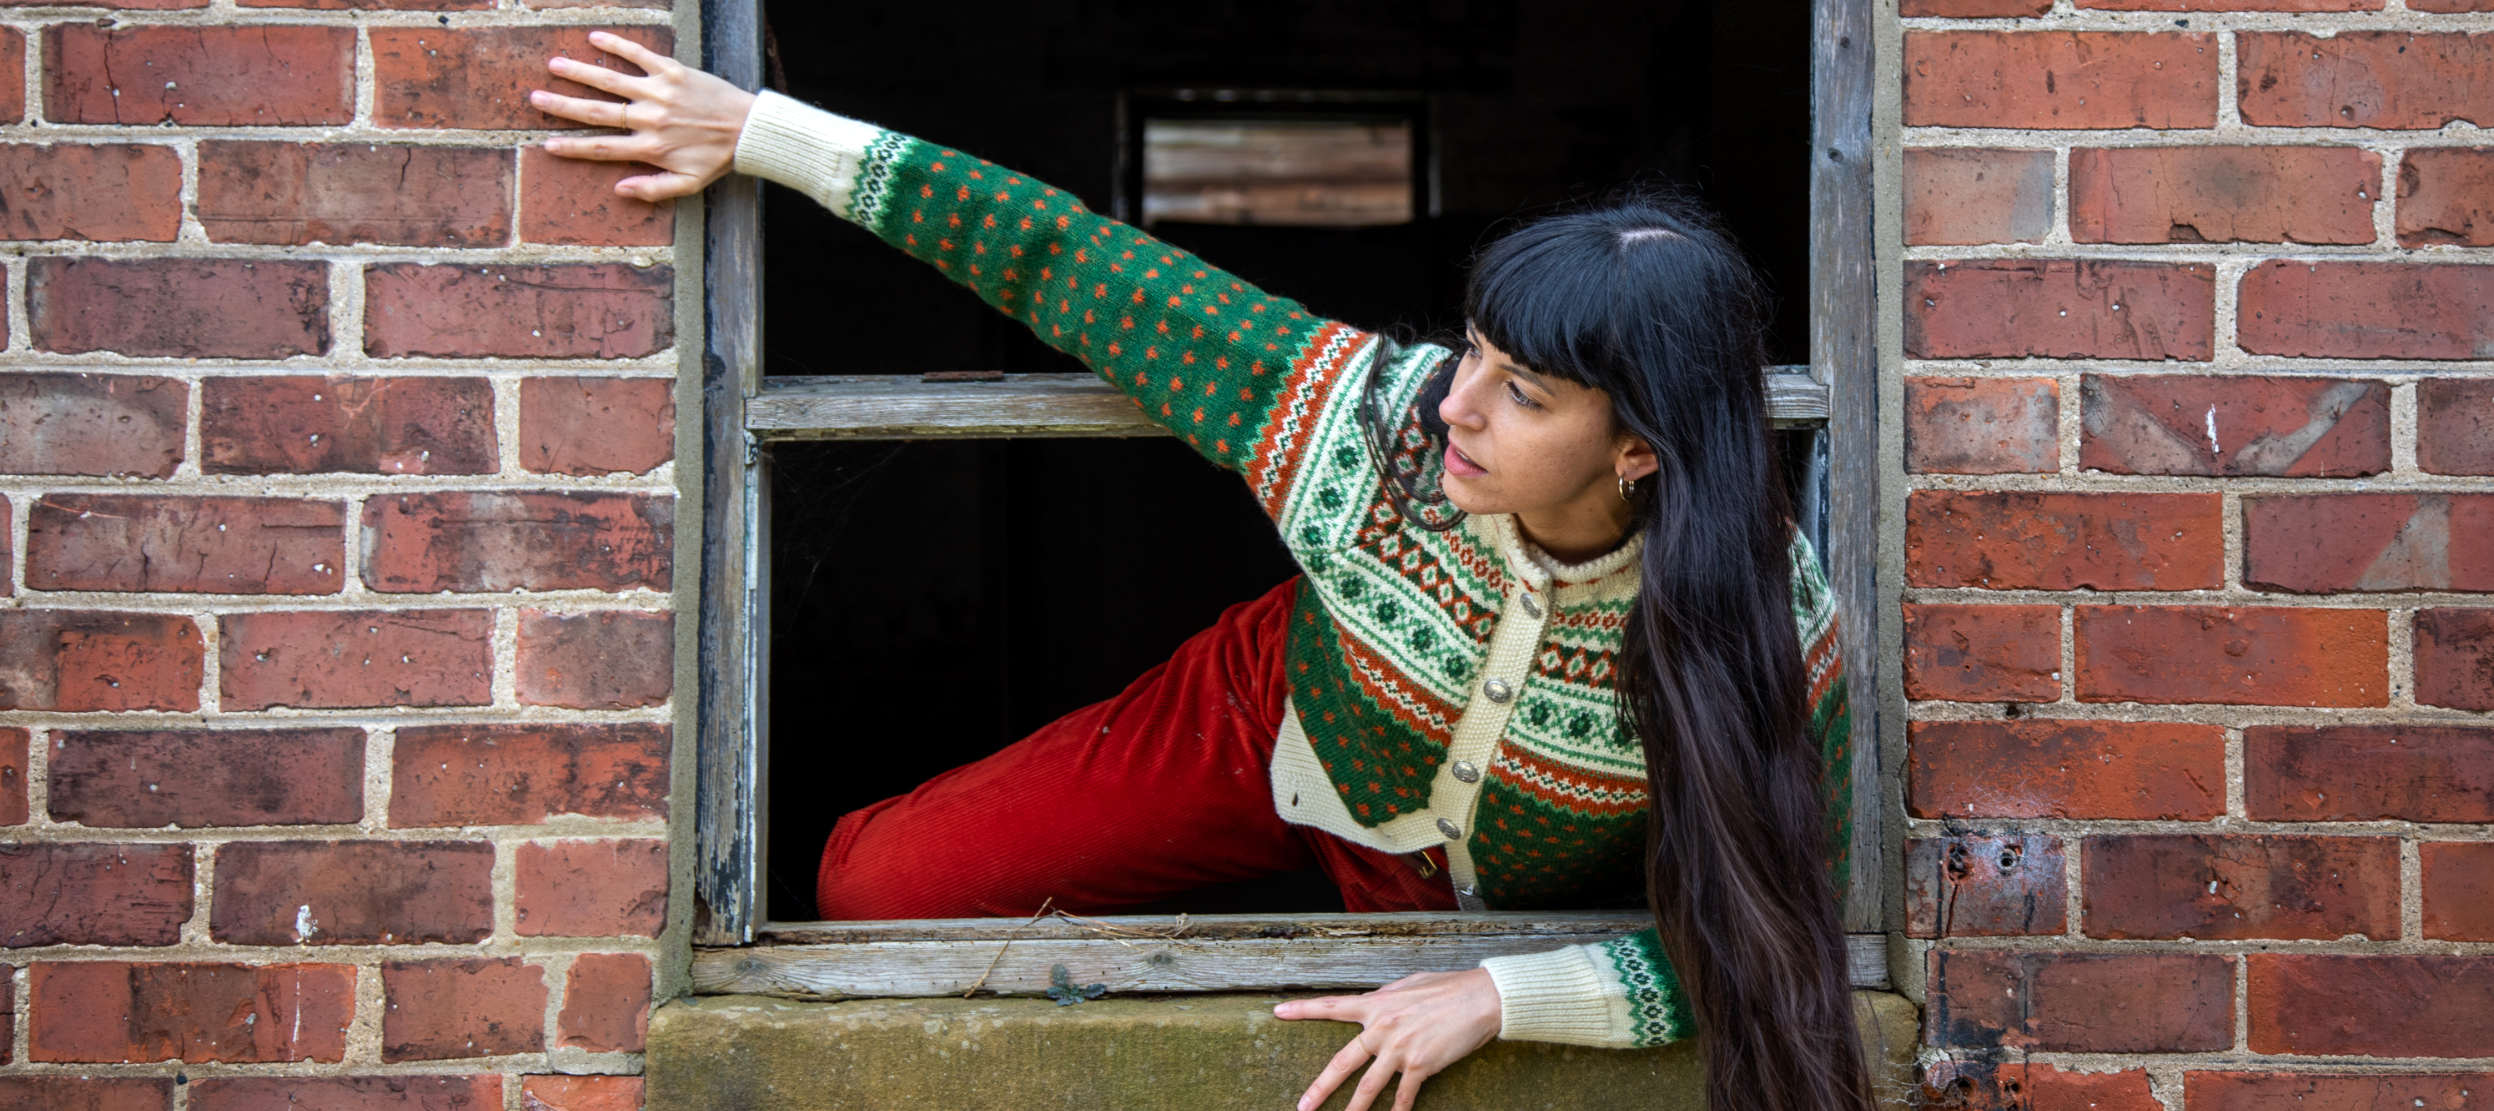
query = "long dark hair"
xmin=1462 ymin=188 xmax=1872 ymax=1111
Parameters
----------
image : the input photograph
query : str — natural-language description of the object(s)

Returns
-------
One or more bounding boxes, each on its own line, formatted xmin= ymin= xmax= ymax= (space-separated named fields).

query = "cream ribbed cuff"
xmin=731 ymin=88 xmax=887 ymax=220
xmin=1477 ymin=944 xmax=1636 ymax=1048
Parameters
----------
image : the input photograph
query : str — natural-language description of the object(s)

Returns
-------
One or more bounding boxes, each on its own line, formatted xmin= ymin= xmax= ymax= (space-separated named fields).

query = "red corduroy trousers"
xmin=815 ymin=575 xmax=1457 ymax=920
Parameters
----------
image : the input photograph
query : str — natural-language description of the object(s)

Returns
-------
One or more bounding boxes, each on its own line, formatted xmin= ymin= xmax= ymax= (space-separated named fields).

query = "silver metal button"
xmin=1451 ymin=760 xmax=1480 ymax=783
xmin=1518 ymin=593 xmax=1542 ymax=619
xmin=1436 ymin=817 xmax=1462 ymax=840
xmin=1483 ymin=678 xmax=1514 ymax=703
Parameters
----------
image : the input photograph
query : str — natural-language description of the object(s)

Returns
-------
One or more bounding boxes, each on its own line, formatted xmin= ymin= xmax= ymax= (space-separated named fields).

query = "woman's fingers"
xmin=614 ymin=169 xmax=706 ymax=202
xmin=541 ymin=133 xmax=656 ymax=163
xmin=528 ymin=89 xmax=627 ymax=129
xmin=1341 ymin=1056 xmax=1401 ymax=1111
xmin=1297 ymin=1032 xmax=1375 ymax=1111
xmin=546 ymin=54 xmax=649 ymax=100
xmin=1388 ymin=1068 xmax=1432 ymax=1111
xmin=588 ymin=30 xmax=678 ymax=78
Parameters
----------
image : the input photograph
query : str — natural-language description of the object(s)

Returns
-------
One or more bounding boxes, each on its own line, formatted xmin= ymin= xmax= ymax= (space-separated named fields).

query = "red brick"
xmin=515 ymin=839 xmax=667 ymax=937
xmin=518 ymin=609 xmax=672 ymax=709
xmin=219 ymin=609 xmax=491 ymax=711
xmin=2418 ymin=608 xmax=2494 ymax=711
xmin=0 ymin=1078 xmax=174 ymax=1111
xmin=240 ymin=0 xmax=492 ymax=9
xmin=2421 ymin=379 xmax=2494 ymax=476
xmin=2187 ymin=1073 xmax=2494 ymax=1111
xmin=1909 ymin=719 xmax=2224 ymax=820
xmin=2076 ymin=606 xmax=2386 ymax=706
xmin=2081 ymin=0 xmax=2375 ymax=7
xmin=0 ymin=728 xmax=24 ymax=825
xmin=1903 ymin=376 xmax=2057 ymax=474
xmin=1904 ymin=33 xmax=2217 ymax=129
xmin=557 ymin=952 xmax=651 ymax=1051
xmin=43 ymin=25 xmax=354 ymax=125
xmin=191 ymin=1076 xmax=503 ymax=1111
xmin=361 ymin=491 xmax=672 ymax=593
xmin=0 ymin=373 xmax=186 ymax=477
xmin=48 ymin=728 xmax=364 ymax=828
xmin=0 ymin=144 xmax=182 ymax=241
xmin=2250 ymin=955 xmax=2494 ymax=1056
xmin=519 ymin=377 xmax=675 ymax=476
xmin=1919 ymin=1063 xmax=2161 ymax=1111
xmin=1904 ymin=833 xmax=2066 ymax=938
xmin=364 ymin=263 xmax=673 ymax=359
xmin=1926 ymin=950 xmax=2231 ymax=1052
xmin=2240 ymin=32 xmax=2494 ymax=129
xmin=519 ymin=1076 xmax=643 ymax=1111
xmin=26 ymin=494 xmax=344 ymax=594
xmin=202 ymin=376 xmax=496 ymax=475
xmin=2240 ymin=261 xmax=2494 ymax=360
xmin=2424 ymin=842 xmax=2494 ymax=941
xmin=371 ymin=26 xmax=673 ymax=130
xmin=2415 ymin=0 xmax=2494 ymax=8
xmin=0 ymin=843 xmax=192 ymax=947
xmin=1907 ymin=490 xmax=2221 ymax=590
xmin=29 ymin=961 xmax=353 ymax=1063
xmin=1902 ymin=0 xmax=2047 ymax=15
xmin=389 ymin=722 xmax=670 ymax=827
xmin=198 ymin=142 xmax=511 ymax=247
xmin=1905 ymin=260 xmax=2213 ymax=360
xmin=2081 ymin=374 xmax=2389 ymax=478
xmin=0 ymin=963 xmax=9 ymax=1063
xmin=2083 ymin=834 xmax=2398 ymax=941
xmin=2248 ymin=725 xmax=2494 ymax=822
xmin=1903 ymin=149 xmax=2052 ymax=246
xmin=212 ymin=840 xmax=489 ymax=945
xmin=2244 ymin=494 xmax=2494 ymax=593
xmin=382 ymin=957 xmax=546 ymax=1061
xmin=1904 ymin=604 xmax=2061 ymax=702
xmin=520 ymin=147 xmax=675 ymax=246
xmin=2399 ymin=148 xmax=2494 ymax=247
xmin=0 ymin=30 xmax=22 ymax=123
xmin=2069 ymin=146 xmax=2378 ymax=245
xmin=30 ymin=258 xmax=329 ymax=359
xmin=0 ymin=611 xmax=202 ymax=712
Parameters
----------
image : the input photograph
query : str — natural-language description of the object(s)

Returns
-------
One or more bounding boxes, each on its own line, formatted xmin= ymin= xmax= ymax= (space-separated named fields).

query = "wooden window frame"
xmin=690 ymin=0 xmax=1882 ymax=999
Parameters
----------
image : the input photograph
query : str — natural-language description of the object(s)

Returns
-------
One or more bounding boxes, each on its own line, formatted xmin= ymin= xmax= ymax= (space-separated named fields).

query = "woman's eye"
xmin=1505 ymin=380 xmax=1539 ymax=409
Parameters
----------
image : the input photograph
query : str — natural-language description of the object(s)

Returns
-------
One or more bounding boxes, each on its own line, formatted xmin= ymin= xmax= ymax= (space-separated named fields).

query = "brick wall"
xmin=1900 ymin=0 xmax=2494 ymax=1106
xmin=0 ymin=2 xmax=686 ymax=1108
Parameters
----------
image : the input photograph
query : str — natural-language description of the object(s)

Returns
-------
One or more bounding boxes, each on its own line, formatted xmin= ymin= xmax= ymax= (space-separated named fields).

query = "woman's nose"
xmin=1437 ymin=368 xmax=1483 ymax=430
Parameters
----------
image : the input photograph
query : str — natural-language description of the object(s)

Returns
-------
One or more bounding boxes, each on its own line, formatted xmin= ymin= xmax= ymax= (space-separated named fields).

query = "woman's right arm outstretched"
xmin=535 ymin=35 xmax=1377 ymax=526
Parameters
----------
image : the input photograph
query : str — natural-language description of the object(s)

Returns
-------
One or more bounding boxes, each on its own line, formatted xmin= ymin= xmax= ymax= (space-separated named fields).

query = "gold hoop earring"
xmin=1617 ymin=475 xmax=1635 ymax=502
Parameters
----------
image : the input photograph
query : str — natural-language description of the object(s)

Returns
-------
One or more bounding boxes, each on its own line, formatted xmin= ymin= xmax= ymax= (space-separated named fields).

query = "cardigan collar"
xmin=1474 ymin=512 xmax=1645 ymax=590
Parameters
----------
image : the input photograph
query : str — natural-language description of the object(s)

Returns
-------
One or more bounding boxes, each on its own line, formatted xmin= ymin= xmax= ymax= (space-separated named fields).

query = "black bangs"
xmin=1459 ymin=217 xmax=1622 ymax=392
xmin=1457 ymin=189 xmax=1776 ymax=438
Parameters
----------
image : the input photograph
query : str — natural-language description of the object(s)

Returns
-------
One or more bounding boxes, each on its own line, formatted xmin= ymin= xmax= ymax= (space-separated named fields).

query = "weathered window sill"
xmin=646 ymin=990 xmax=1920 ymax=1110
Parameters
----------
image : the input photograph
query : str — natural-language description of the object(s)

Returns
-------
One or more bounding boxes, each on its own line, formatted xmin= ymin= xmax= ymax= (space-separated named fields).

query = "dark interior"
xmin=760 ymin=0 xmax=1814 ymax=921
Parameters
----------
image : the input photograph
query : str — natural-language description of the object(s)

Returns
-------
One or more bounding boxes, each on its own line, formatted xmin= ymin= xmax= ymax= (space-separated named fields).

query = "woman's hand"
xmin=530 ymin=31 xmax=756 ymax=202
xmin=1272 ymin=968 xmax=1503 ymax=1111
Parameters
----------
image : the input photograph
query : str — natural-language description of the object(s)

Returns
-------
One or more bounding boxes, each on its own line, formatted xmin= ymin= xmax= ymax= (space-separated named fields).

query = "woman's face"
xmin=1434 ymin=324 xmax=1652 ymax=528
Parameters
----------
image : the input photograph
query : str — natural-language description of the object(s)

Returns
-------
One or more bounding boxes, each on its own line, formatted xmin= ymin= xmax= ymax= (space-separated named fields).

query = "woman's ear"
xmin=1614 ymin=434 xmax=1660 ymax=484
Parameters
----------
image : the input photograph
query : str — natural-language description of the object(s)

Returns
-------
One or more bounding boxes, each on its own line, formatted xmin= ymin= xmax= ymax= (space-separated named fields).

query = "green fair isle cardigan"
xmin=735 ymin=89 xmax=1853 ymax=1050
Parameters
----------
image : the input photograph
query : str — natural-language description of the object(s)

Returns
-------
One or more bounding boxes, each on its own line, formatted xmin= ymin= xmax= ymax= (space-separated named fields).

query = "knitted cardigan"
xmin=735 ymin=89 xmax=1853 ymax=1050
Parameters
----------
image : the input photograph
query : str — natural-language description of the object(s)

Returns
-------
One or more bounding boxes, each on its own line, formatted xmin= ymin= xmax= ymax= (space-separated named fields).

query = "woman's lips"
xmin=1445 ymin=443 xmax=1487 ymax=477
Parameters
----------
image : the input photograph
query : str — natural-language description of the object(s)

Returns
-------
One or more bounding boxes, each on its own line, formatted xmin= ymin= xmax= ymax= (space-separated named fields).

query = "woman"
xmin=533 ymin=33 xmax=1873 ymax=1111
